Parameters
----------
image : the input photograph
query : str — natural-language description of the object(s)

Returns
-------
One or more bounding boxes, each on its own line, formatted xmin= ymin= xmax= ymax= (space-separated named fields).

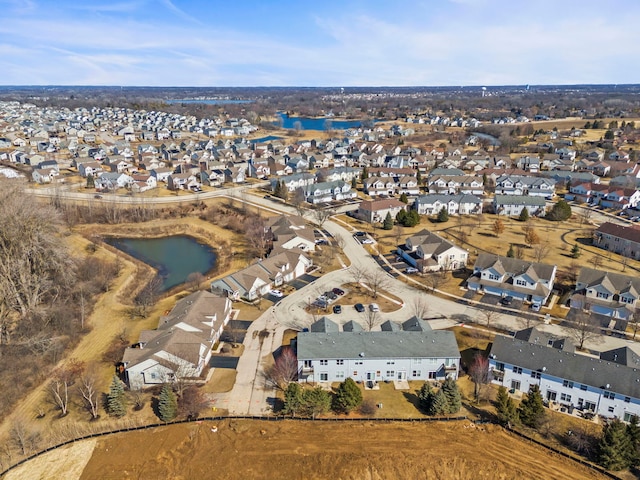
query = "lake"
xmin=106 ymin=235 xmax=217 ymax=291
xmin=276 ymin=112 xmax=376 ymax=131
xmin=250 ymin=135 xmax=284 ymax=144
xmin=165 ymin=99 xmax=252 ymax=105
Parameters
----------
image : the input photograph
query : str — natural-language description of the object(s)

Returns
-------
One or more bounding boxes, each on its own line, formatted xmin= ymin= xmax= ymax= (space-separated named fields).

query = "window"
xmin=560 ymin=393 xmax=572 ymax=402
xmin=625 ymin=397 xmax=631 ymax=403
xmin=513 ymin=367 xmax=523 ymax=374
xmin=353 ymin=371 xmax=358 ymax=376
xmin=580 ymin=384 xmax=588 ymax=391
xmin=414 ymin=359 xmax=422 ymax=365
xmin=320 ymin=360 xmax=328 ymax=366
xmin=428 ymin=372 xmax=436 ymax=379
xmin=303 ymin=360 xmax=312 ymax=368
xmin=386 ymin=361 xmax=395 ymax=365
xmin=495 ymin=362 xmax=505 ymax=372
xmin=547 ymin=391 xmax=557 ymax=401
xmin=608 ymin=406 xmax=615 ymax=413
xmin=597 ymin=292 xmax=610 ymax=299
xmin=585 ymin=401 xmax=596 ymax=411
xmin=489 ymin=274 xmax=500 ymax=281
xmin=604 ymin=391 xmax=615 ymax=400
xmin=336 ymin=359 xmax=344 ymax=365
xmin=335 ymin=371 xmax=345 ymax=380
xmin=563 ymin=380 xmax=574 ymax=389
xmin=516 ymin=279 xmax=527 ymax=286
xmin=355 ymin=361 xmax=363 ymax=365
xmin=412 ymin=370 xmax=421 ymax=377
xmin=511 ymin=380 xmax=521 ymax=391
xmin=624 ymin=412 xmax=638 ymax=423
xmin=320 ymin=373 xmax=328 ymax=381
xmin=531 ymin=371 xmax=541 ymax=380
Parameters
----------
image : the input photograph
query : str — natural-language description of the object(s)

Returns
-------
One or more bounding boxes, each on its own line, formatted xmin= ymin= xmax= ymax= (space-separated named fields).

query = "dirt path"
xmin=11 ymin=419 xmax=606 ymax=480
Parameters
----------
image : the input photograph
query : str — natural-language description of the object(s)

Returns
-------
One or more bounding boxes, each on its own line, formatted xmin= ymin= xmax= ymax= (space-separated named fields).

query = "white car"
xmin=369 ymin=303 xmax=380 ymax=312
xmin=361 ymin=238 xmax=375 ymax=244
xmin=405 ymin=267 xmax=419 ymax=274
xmin=531 ymin=303 xmax=541 ymax=312
xmin=270 ymin=289 xmax=284 ymax=298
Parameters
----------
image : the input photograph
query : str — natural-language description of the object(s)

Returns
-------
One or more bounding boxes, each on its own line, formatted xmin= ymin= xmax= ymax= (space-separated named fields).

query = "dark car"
xmin=333 ymin=287 xmax=345 ymax=296
xmin=264 ymin=194 xmax=271 ymax=199
xmin=325 ymin=291 xmax=338 ymax=300
xmin=333 ymin=305 xmax=342 ymax=314
xmin=354 ymin=231 xmax=366 ymax=237
xmin=500 ymin=295 xmax=514 ymax=306
xmin=94 ymin=194 xmax=103 ymax=199
xmin=354 ymin=303 xmax=365 ymax=312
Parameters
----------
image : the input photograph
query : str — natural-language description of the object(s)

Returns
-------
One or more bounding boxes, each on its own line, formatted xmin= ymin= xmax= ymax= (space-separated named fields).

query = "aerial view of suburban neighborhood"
xmin=2 ymin=1 xmax=640 ymax=479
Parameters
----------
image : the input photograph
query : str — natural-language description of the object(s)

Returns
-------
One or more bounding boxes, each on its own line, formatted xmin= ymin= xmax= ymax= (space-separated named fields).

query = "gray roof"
xmin=402 ymin=316 xmax=432 ymax=332
xmin=414 ymin=194 xmax=482 ymax=205
xmin=493 ymin=194 xmax=546 ymax=206
xmin=576 ymin=267 xmax=640 ymax=296
xmin=310 ymin=317 xmax=339 ymax=333
xmin=297 ymin=330 xmax=460 ymax=360
xmin=513 ymin=326 xmax=575 ymax=352
xmin=473 ymin=253 xmax=556 ymax=285
xmin=429 ymin=167 xmax=465 ymax=176
xmin=491 ymin=335 xmax=640 ymax=398
xmin=343 ymin=320 xmax=363 ymax=332
xmin=380 ymin=320 xmax=401 ymax=332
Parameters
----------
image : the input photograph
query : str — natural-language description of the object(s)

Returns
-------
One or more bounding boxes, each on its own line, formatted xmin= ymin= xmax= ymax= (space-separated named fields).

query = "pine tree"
xmin=598 ymin=419 xmax=635 ymax=471
xmin=282 ymin=382 xmax=304 ymax=417
xmin=441 ymin=377 xmax=461 ymax=414
xmin=396 ymin=209 xmax=408 ymax=225
xmin=506 ymin=244 xmax=515 ymax=258
xmin=399 ymin=192 xmax=408 ymax=204
xmin=302 ymin=386 xmax=331 ymax=419
xmin=383 ymin=212 xmax=394 ymax=230
xmin=418 ymin=382 xmax=433 ymax=413
xmin=333 ymin=378 xmax=363 ymax=414
xmin=547 ymin=199 xmax=572 ymax=221
xmin=518 ymin=207 xmax=529 ymax=222
xmin=428 ymin=388 xmax=449 ymax=416
xmin=517 ymin=385 xmax=545 ymax=428
xmin=627 ymin=415 xmax=640 ymax=467
xmin=273 ymin=180 xmax=281 ymax=197
xmin=495 ymin=386 xmax=518 ymax=426
xmin=351 ymin=177 xmax=357 ymax=189
xmin=571 ymin=243 xmax=581 ymax=259
xmin=158 ymin=384 xmax=178 ymax=422
xmin=106 ymin=375 xmax=127 ymax=417
xmin=416 ymin=170 xmax=422 ymax=185
xmin=362 ymin=167 xmax=368 ymax=180
xmin=86 ymin=173 xmax=95 ymax=189
xmin=437 ymin=207 xmax=449 ymax=223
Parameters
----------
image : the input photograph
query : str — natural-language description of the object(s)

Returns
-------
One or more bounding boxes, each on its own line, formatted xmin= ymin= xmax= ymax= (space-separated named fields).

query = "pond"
xmin=275 ymin=112 xmax=377 ymax=131
xmin=106 ymin=235 xmax=217 ymax=291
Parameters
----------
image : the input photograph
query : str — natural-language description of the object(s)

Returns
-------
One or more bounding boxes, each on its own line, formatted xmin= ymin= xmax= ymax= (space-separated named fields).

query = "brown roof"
xmin=359 ymin=198 xmax=406 ymax=212
xmin=596 ymin=222 xmax=640 ymax=244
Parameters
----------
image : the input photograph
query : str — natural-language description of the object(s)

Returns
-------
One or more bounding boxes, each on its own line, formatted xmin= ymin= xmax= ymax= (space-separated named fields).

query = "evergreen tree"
xmin=282 ymin=382 xmax=304 ymax=417
xmin=333 ymin=378 xmax=363 ymax=414
xmin=86 ymin=173 xmax=95 ymax=189
xmin=437 ymin=207 xmax=449 ymax=223
xmin=382 ymin=212 xmax=394 ymax=230
xmin=302 ymin=386 xmax=331 ymax=419
xmin=441 ymin=377 xmax=461 ymax=414
xmin=416 ymin=170 xmax=422 ymax=185
xmin=517 ymin=385 xmax=545 ymax=428
xmin=418 ymin=382 xmax=433 ymax=413
xmin=351 ymin=177 xmax=357 ymax=189
xmin=547 ymin=199 xmax=572 ymax=221
xmin=506 ymin=244 xmax=515 ymax=258
xmin=627 ymin=415 xmax=640 ymax=467
xmin=598 ymin=419 xmax=635 ymax=471
xmin=428 ymin=388 xmax=449 ymax=416
xmin=571 ymin=243 xmax=581 ymax=259
xmin=399 ymin=192 xmax=408 ymax=204
xmin=403 ymin=210 xmax=420 ymax=227
xmin=518 ymin=207 xmax=529 ymax=222
xmin=106 ymin=375 xmax=127 ymax=418
xmin=482 ymin=173 xmax=488 ymax=186
xmin=158 ymin=384 xmax=178 ymax=422
xmin=362 ymin=167 xmax=369 ymax=180
xmin=396 ymin=209 xmax=408 ymax=226
xmin=495 ymin=386 xmax=519 ymax=426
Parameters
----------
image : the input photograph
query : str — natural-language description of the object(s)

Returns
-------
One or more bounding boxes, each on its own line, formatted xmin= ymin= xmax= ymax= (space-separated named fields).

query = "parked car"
xmin=332 ymin=287 xmax=345 ymax=296
xmin=264 ymin=194 xmax=271 ymax=199
xmin=354 ymin=231 xmax=366 ymax=237
xmin=317 ymin=295 xmax=328 ymax=302
xmin=531 ymin=303 xmax=541 ymax=312
xmin=500 ymin=295 xmax=514 ymax=306
xmin=94 ymin=194 xmax=103 ymax=199
xmin=270 ymin=289 xmax=284 ymax=298
xmin=313 ymin=299 xmax=328 ymax=308
xmin=362 ymin=238 xmax=375 ymax=244
xmin=333 ymin=305 xmax=342 ymax=314
xmin=405 ymin=267 xmax=419 ymax=274
xmin=324 ymin=291 xmax=338 ymax=300
xmin=369 ymin=303 xmax=380 ymax=312
xmin=315 ymin=238 xmax=328 ymax=245
xmin=354 ymin=303 xmax=365 ymax=312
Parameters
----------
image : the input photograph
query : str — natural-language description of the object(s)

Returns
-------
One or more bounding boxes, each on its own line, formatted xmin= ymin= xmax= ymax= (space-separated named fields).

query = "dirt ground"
xmin=4 ymin=419 xmax=610 ymax=480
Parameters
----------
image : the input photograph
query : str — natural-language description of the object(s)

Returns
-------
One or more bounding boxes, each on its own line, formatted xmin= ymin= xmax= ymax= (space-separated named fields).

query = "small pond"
xmin=106 ymin=235 xmax=217 ymax=291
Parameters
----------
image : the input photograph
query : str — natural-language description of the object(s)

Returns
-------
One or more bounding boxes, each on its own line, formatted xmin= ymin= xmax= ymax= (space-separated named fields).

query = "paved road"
xmin=211 ymin=194 xmax=640 ymax=415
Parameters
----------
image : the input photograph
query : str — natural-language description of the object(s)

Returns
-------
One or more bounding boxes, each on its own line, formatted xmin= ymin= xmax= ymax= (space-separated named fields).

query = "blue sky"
xmin=0 ymin=0 xmax=638 ymax=86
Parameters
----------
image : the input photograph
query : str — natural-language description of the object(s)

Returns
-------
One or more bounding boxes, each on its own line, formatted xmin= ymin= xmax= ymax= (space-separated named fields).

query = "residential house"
xmin=210 ymin=251 xmax=312 ymax=301
xmin=397 ymin=176 xmax=420 ymax=196
xmin=31 ymin=168 xmax=59 ymax=184
xmin=427 ymin=175 xmax=484 ymax=196
xmin=224 ymin=166 xmax=246 ymax=184
xmin=571 ymin=267 xmax=640 ymax=324
xmin=363 ymin=176 xmax=396 ymax=197
xmin=296 ymin=317 xmax=460 ymax=384
xmin=494 ymin=175 xmax=556 ymax=199
xmin=168 ymin=172 xmax=200 ymax=190
xmin=489 ymin=331 xmax=640 ymax=422
xmin=122 ymin=291 xmax=232 ymax=390
xmin=131 ymin=174 xmax=158 ymax=193
xmin=492 ymin=195 xmax=546 ymax=217
xmin=397 ymin=229 xmax=468 ymax=272
xmin=95 ymin=172 xmax=133 ymax=191
xmin=516 ymin=155 xmax=541 ymax=173
xmin=267 ymin=215 xmax=316 ymax=252
xmin=270 ymin=173 xmax=315 ymax=193
xmin=356 ymin=198 xmax=407 ymax=223
xmin=467 ymin=253 xmax=557 ymax=305
xmin=78 ymin=161 xmax=103 ymax=178
xmin=593 ymin=223 xmax=640 ymax=261
xmin=413 ymin=194 xmax=482 ymax=216
xmin=150 ymin=167 xmax=173 ymax=183
xmin=302 ymin=180 xmax=356 ymax=204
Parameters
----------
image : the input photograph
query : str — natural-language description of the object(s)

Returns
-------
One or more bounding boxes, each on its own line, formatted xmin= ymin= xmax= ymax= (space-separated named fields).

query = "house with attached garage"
xmin=593 ymin=223 xmax=640 ymax=261
xmin=122 ymin=291 xmax=232 ymax=390
xmin=494 ymin=175 xmax=556 ymax=199
xmin=363 ymin=176 xmax=396 ymax=197
xmin=413 ymin=194 xmax=482 ymax=216
xmin=570 ymin=267 xmax=640 ymax=324
xmin=467 ymin=253 xmax=557 ymax=306
xmin=397 ymin=229 xmax=468 ymax=272
xmin=356 ymin=198 xmax=407 ymax=223
xmin=95 ymin=172 xmax=133 ymax=191
xmin=492 ymin=195 xmax=546 ymax=217
xmin=31 ymin=168 xmax=59 ymax=184
xmin=296 ymin=317 xmax=460 ymax=384
xmin=427 ymin=175 xmax=484 ymax=196
xmin=302 ymin=180 xmax=356 ymax=204
xmin=168 ymin=172 xmax=200 ymax=190
xmin=489 ymin=329 xmax=640 ymax=422
xmin=266 ymin=215 xmax=316 ymax=252
xmin=210 ymin=251 xmax=312 ymax=301
xmin=270 ymin=172 xmax=315 ymax=192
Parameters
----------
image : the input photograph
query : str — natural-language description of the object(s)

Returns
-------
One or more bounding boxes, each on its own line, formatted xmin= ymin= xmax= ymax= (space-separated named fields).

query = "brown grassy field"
xmin=4 ymin=419 xmax=611 ymax=480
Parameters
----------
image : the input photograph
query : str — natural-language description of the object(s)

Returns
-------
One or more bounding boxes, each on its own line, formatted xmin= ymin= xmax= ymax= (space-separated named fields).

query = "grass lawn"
xmin=360 ymin=381 xmax=424 ymax=418
xmin=204 ymin=369 xmax=237 ymax=394
xmin=314 ymin=283 xmax=403 ymax=314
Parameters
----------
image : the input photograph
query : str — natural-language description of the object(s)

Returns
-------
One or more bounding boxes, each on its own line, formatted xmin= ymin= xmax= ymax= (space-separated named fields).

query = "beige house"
xmin=397 ymin=229 xmax=468 ymax=272
xmin=356 ymin=198 xmax=407 ymax=223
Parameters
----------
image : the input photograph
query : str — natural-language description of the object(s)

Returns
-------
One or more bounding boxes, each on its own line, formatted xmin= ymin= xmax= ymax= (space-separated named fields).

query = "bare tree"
xmin=10 ymin=419 xmax=40 ymax=456
xmin=291 ymin=188 xmax=307 ymax=216
xmin=265 ymin=348 xmax=299 ymax=390
xmin=134 ymin=275 xmax=163 ymax=318
xmin=424 ymin=270 xmax=448 ymax=291
xmin=532 ymin=241 xmax=551 ymax=263
xmin=186 ymin=272 xmax=205 ymax=292
xmin=48 ymin=358 xmax=85 ymax=417
xmin=350 ymin=265 xmax=367 ymax=288
xmin=566 ymin=310 xmax=600 ymax=350
xmin=178 ymin=385 xmax=209 ymax=419
xmin=312 ymin=207 xmax=335 ymax=228
xmin=333 ymin=233 xmax=346 ymax=250
xmin=78 ymin=366 xmax=101 ymax=419
xmin=363 ymin=309 xmax=381 ymax=331
xmin=245 ymin=216 xmax=271 ymax=258
xmin=468 ymin=352 xmax=490 ymax=403
xmin=394 ymin=224 xmax=404 ymax=247
xmin=362 ymin=269 xmax=390 ymax=299
xmin=578 ymin=207 xmax=593 ymax=227
xmin=630 ymin=307 xmax=640 ymax=340
xmin=411 ymin=296 xmax=430 ymax=320
xmin=478 ymin=308 xmax=502 ymax=329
